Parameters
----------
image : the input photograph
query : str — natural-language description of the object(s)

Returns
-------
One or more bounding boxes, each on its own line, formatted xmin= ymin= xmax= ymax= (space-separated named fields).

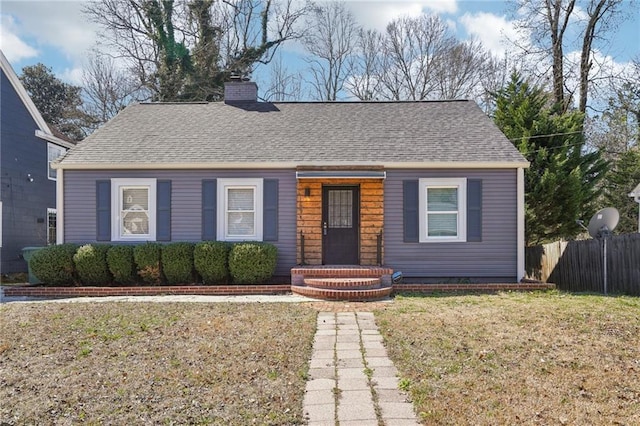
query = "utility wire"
xmin=507 ymin=130 xmax=584 ymax=142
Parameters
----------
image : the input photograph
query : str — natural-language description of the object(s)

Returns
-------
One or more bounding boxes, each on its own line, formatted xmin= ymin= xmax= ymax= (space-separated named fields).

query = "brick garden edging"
xmin=393 ymin=283 xmax=556 ymax=292
xmin=3 ymin=282 xmax=554 ymax=299
xmin=2 ymin=285 xmax=291 ymax=298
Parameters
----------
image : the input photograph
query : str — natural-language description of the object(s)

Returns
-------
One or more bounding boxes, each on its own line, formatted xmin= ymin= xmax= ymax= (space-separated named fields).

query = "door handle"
xmin=323 ymin=221 xmax=328 ymax=236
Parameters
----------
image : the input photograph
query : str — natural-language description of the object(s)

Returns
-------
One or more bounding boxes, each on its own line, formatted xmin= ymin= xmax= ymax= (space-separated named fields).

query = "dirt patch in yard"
xmin=375 ymin=292 xmax=640 ymax=425
xmin=0 ymin=303 xmax=316 ymax=425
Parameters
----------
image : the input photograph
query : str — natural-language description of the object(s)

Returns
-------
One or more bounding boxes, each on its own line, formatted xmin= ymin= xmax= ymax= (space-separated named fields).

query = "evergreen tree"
xmin=20 ymin=63 xmax=96 ymax=141
xmin=494 ymin=73 xmax=607 ymax=245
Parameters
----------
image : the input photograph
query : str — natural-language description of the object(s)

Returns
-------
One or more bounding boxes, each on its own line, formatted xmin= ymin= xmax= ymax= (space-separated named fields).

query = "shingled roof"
xmin=57 ymin=100 xmax=528 ymax=169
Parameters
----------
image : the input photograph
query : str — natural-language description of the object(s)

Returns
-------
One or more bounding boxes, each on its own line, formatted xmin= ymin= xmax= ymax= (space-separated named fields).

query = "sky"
xmin=1 ymin=0 xmax=638 ymax=91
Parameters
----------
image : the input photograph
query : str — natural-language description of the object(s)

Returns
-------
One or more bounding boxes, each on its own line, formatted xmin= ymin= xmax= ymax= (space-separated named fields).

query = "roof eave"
xmin=54 ymin=160 xmax=531 ymax=170
xmin=36 ymin=130 xmax=76 ymax=149
xmin=0 ymin=50 xmax=53 ymax=135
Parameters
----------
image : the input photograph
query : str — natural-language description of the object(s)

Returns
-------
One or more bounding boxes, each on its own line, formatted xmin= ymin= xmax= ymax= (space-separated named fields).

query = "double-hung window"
xmin=111 ymin=178 xmax=157 ymax=241
xmin=47 ymin=143 xmax=67 ymax=180
xmin=47 ymin=208 xmax=57 ymax=245
xmin=419 ymin=178 xmax=467 ymax=242
xmin=218 ymin=178 xmax=263 ymax=241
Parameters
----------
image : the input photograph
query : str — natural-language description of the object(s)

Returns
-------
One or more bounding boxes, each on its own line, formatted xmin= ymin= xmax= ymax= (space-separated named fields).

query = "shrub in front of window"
xmin=193 ymin=241 xmax=229 ymax=284
xmin=30 ymin=244 xmax=78 ymax=286
xmin=228 ymin=243 xmax=277 ymax=284
xmin=133 ymin=243 xmax=163 ymax=285
xmin=161 ymin=242 xmax=195 ymax=285
xmin=74 ymin=244 xmax=113 ymax=286
xmin=107 ymin=245 xmax=137 ymax=285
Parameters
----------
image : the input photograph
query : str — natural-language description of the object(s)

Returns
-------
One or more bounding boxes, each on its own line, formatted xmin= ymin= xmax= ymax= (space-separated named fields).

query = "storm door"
xmin=322 ymin=186 xmax=359 ymax=264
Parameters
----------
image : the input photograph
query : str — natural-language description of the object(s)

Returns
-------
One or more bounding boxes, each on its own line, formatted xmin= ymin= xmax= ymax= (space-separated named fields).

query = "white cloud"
xmin=0 ymin=14 xmax=39 ymax=63
xmin=422 ymin=0 xmax=458 ymax=14
xmin=60 ymin=66 xmax=84 ymax=86
xmin=459 ymin=12 xmax=521 ymax=57
xmin=1 ymin=2 xmax=96 ymax=63
xmin=346 ymin=1 xmax=451 ymax=32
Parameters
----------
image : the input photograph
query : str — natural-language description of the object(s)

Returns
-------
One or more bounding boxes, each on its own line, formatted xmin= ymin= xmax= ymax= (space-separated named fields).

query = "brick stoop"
xmin=291 ymin=266 xmax=393 ymax=301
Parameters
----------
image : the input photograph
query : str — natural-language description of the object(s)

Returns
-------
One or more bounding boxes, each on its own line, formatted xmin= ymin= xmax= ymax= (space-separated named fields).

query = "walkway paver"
xmin=303 ymin=311 xmax=421 ymax=425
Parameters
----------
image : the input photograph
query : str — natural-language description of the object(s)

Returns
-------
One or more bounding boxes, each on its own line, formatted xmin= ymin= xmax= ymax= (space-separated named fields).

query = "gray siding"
xmin=63 ymin=169 xmax=297 ymax=276
xmin=384 ymin=169 xmax=518 ymax=280
xmin=1 ymin=70 xmax=57 ymax=273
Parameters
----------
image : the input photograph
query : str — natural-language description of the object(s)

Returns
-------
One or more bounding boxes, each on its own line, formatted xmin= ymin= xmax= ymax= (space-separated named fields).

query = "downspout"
xmin=517 ymin=167 xmax=525 ymax=281
xmin=56 ymin=168 xmax=64 ymax=244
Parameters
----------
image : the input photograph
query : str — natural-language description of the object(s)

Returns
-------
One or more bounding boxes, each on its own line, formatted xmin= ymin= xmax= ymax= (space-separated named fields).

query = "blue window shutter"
xmin=263 ymin=179 xmax=279 ymax=241
xmin=202 ymin=179 xmax=217 ymax=240
xmin=403 ymin=180 xmax=419 ymax=242
xmin=467 ymin=179 xmax=482 ymax=242
xmin=96 ymin=180 xmax=111 ymax=241
xmin=157 ymin=180 xmax=171 ymax=241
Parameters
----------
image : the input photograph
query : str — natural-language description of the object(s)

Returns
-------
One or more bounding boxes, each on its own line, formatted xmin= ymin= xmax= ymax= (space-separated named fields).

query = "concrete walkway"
xmin=304 ymin=311 xmax=420 ymax=426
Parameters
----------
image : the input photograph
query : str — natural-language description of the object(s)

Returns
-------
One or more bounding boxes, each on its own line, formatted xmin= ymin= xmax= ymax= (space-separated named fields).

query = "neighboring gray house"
xmin=630 ymin=182 xmax=640 ymax=233
xmin=54 ymin=80 xmax=529 ymax=282
xmin=0 ymin=50 xmax=74 ymax=274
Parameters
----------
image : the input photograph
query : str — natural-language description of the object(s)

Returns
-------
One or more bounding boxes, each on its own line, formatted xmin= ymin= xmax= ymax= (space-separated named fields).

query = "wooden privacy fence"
xmin=525 ymin=233 xmax=640 ymax=295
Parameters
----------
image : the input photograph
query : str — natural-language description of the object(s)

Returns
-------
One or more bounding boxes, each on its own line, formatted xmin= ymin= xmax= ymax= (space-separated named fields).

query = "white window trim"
xmin=111 ymin=178 xmax=157 ymax=242
xmin=47 ymin=143 xmax=67 ymax=181
xmin=217 ymin=178 xmax=263 ymax=241
xmin=419 ymin=178 xmax=467 ymax=243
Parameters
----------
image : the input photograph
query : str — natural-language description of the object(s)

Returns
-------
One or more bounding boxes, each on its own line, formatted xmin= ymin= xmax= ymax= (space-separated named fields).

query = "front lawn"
xmin=1 ymin=303 xmax=317 ymax=425
xmin=375 ymin=292 xmax=640 ymax=425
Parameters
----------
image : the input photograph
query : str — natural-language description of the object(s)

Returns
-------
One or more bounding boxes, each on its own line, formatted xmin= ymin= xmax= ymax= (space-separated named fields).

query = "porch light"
xmin=304 ymin=187 xmax=311 ymax=198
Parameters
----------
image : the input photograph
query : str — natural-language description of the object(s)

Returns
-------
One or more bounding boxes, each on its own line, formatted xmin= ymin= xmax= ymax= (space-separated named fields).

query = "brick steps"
xmin=304 ymin=277 xmax=380 ymax=290
xmin=292 ymin=285 xmax=392 ymax=301
xmin=291 ymin=266 xmax=393 ymax=302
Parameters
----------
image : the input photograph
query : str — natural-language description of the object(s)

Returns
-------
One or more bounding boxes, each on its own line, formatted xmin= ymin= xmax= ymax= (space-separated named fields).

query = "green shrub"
xmin=29 ymin=244 xmax=78 ymax=286
xmin=161 ymin=242 xmax=194 ymax=285
xmin=228 ymin=243 xmax=277 ymax=284
xmin=73 ymin=244 xmax=112 ymax=286
xmin=107 ymin=245 xmax=136 ymax=285
xmin=193 ymin=241 xmax=229 ymax=284
xmin=133 ymin=243 xmax=163 ymax=285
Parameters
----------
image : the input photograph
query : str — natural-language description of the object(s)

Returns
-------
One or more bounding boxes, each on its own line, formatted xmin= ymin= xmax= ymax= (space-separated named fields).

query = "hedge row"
xmin=29 ymin=242 xmax=277 ymax=286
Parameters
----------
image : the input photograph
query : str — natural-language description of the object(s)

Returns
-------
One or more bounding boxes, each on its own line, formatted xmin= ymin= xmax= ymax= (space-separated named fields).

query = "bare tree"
xmin=513 ymin=0 xmax=628 ymax=116
xmin=433 ymin=38 xmax=490 ymax=100
xmin=302 ymin=2 xmax=359 ymax=101
xmin=587 ymin=57 xmax=640 ymax=156
xmin=82 ymin=53 xmax=146 ymax=128
xmin=260 ymin=53 xmax=302 ymax=101
xmin=345 ymin=28 xmax=384 ymax=100
xmin=84 ymin=0 xmax=309 ymax=101
xmin=377 ymin=15 xmax=456 ymax=100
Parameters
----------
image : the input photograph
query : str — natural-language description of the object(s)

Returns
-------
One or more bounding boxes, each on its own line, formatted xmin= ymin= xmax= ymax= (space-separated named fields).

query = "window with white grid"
xmin=111 ymin=178 xmax=156 ymax=241
xmin=218 ymin=179 xmax=263 ymax=241
xmin=419 ymin=178 xmax=467 ymax=242
xmin=47 ymin=143 xmax=66 ymax=180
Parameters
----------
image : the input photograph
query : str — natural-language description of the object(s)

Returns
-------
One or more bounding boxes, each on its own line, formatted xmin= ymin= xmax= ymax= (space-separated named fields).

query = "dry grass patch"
xmin=375 ymin=292 xmax=640 ymax=425
xmin=1 ymin=302 xmax=316 ymax=425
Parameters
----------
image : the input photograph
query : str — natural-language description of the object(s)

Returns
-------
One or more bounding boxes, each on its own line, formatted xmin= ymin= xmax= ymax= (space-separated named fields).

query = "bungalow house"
xmin=0 ymin=50 xmax=74 ymax=274
xmin=53 ymin=80 xmax=528 ymax=292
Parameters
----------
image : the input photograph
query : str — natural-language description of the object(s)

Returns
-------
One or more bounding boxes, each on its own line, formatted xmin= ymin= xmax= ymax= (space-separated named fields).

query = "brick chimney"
xmin=224 ymin=78 xmax=258 ymax=103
